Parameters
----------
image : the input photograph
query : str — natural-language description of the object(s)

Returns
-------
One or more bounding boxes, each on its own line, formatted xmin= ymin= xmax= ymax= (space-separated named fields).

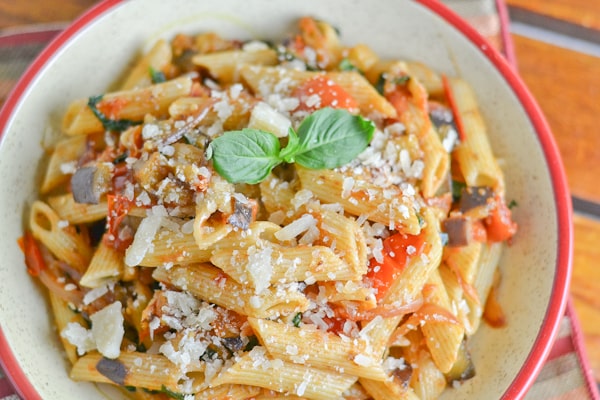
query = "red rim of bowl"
xmin=0 ymin=0 xmax=573 ymax=399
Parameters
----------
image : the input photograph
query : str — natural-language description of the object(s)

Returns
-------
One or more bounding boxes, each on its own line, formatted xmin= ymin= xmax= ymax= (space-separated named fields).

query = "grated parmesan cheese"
xmin=90 ymin=301 xmax=124 ymax=359
xmin=274 ymin=214 xmax=317 ymax=241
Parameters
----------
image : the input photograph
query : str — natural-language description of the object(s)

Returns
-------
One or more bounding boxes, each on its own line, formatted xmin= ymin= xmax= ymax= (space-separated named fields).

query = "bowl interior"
xmin=0 ymin=0 xmax=567 ymax=399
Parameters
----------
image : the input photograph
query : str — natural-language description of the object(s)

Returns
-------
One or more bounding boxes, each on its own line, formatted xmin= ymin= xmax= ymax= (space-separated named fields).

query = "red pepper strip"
xmin=292 ymin=75 xmax=359 ymax=113
xmin=366 ymin=231 xmax=428 ymax=301
xmin=104 ymin=194 xmax=134 ymax=252
xmin=484 ymin=196 xmax=518 ymax=242
xmin=442 ymin=74 xmax=466 ymax=142
xmin=19 ymin=231 xmax=46 ymax=277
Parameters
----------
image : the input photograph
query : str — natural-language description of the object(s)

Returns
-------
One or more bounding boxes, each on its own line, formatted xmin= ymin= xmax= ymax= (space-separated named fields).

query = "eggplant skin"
xmin=445 ymin=339 xmax=476 ymax=383
xmin=71 ymin=166 xmax=99 ymax=204
xmin=96 ymin=357 xmax=128 ymax=385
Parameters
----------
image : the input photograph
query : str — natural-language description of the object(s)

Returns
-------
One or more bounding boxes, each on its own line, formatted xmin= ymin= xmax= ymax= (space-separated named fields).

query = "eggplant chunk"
xmin=71 ymin=163 xmax=112 ymax=204
xmin=459 ymin=186 xmax=494 ymax=217
xmin=443 ymin=216 xmax=471 ymax=247
xmin=445 ymin=339 xmax=476 ymax=384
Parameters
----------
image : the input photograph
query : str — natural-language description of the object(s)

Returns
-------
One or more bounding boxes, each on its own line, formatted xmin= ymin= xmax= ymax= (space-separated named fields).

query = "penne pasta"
xmin=63 ymin=77 xmax=193 ymax=136
xmin=211 ymin=347 xmax=357 ymax=400
xmin=22 ymin=19 xmax=517 ymax=399
xmin=121 ymin=39 xmax=172 ymax=90
xmin=193 ymin=48 xmax=278 ymax=83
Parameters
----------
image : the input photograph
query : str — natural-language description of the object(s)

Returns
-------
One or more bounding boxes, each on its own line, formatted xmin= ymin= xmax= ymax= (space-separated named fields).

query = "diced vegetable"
xmin=366 ymin=232 xmax=427 ymax=300
xmin=484 ymin=196 xmax=517 ymax=242
xmin=292 ymin=76 xmax=359 ymax=113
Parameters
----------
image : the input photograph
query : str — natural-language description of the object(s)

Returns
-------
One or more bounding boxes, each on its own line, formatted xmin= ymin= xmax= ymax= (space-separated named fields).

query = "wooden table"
xmin=1 ymin=0 xmax=599 ymax=386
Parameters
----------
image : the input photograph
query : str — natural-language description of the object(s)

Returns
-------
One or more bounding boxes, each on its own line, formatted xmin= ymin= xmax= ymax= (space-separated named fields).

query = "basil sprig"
xmin=207 ymin=107 xmax=375 ymax=184
xmin=87 ymin=95 xmax=142 ymax=132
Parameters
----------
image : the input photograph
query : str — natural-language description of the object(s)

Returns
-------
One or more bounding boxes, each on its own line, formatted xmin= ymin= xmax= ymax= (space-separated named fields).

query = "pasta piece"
xmin=211 ymin=347 xmax=357 ymax=400
xmin=259 ymin=174 xmax=298 ymax=220
xmin=168 ymin=91 xmax=256 ymax=131
xmin=326 ymin=71 xmax=397 ymax=119
xmin=192 ymin=48 xmax=278 ymax=83
xmin=29 ymin=201 xmax=92 ymax=273
xmin=408 ymin=350 xmax=447 ymax=400
xmin=420 ymin=270 xmax=465 ymax=374
xmin=49 ymin=292 xmax=87 ymax=364
xmin=47 ymin=193 xmax=107 ymax=224
xmin=345 ymin=44 xmax=380 ymax=74
xmin=70 ymin=351 xmax=186 ymax=392
xmin=317 ymin=207 xmax=368 ymax=276
xmin=466 ymin=242 xmax=503 ymax=334
xmin=62 ymin=76 xmax=193 ymax=136
xmin=249 ymin=318 xmax=388 ymax=381
xmin=359 ymin=377 xmax=419 ymax=400
xmin=211 ymin=242 xmax=356 ymax=287
xmin=41 ymin=134 xmax=89 ymax=193
xmin=318 ymin=280 xmax=375 ymax=306
xmin=195 ymin=384 xmax=261 ymax=400
xmin=121 ymin=39 xmax=172 ymax=90
xmin=79 ymin=236 xmax=126 ymax=288
xmin=239 ymin=66 xmax=396 ymax=119
xmin=405 ymin=61 xmax=443 ymax=97
xmin=193 ymin=174 xmax=235 ymax=250
xmin=296 ymin=166 xmax=421 ymax=235
xmin=420 ymin=125 xmax=450 ymax=199
xmin=152 ymin=263 xmax=309 ymax=318
xmin=444 ymin=241 xmax=483 ymax=292
xmin=139 ymin=221 xmax=279 ymax=267
xmin=449 ymin=77 xmax=503 ymax=190
xmin=360 ymin=208 xmax=442 ymax=357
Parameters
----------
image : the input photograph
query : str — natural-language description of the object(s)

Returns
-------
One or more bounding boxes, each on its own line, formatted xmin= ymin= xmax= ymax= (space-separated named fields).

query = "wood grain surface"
xmin=573 ymin=214 xmax=600 ymax=380
xmin=507 ymin=0 xmax=600 ymax=32
xmin=1 ymin=0 xmax=600 ymax=385
xmin=0 ymin=1 xmax=96 ymax=29
xmin=511 ymin=34 xmax=600 ymax=204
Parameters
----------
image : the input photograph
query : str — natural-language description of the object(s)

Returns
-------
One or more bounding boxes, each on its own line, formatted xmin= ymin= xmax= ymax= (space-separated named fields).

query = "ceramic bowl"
xmin=0 ymin=0 xmax=572 ymax=399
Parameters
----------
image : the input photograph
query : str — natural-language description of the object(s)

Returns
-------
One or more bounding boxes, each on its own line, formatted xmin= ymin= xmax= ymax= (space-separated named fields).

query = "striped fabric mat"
xmin=0 ymin=1 xmax=598 ymax=399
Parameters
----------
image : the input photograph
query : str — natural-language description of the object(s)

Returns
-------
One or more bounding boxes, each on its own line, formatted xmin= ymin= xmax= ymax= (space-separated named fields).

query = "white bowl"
xmin=0 ymin=0 xmax=572 ymax=399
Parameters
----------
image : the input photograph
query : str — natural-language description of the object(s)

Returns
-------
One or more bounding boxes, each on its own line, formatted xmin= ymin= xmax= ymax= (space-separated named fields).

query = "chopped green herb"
xmin=113 ymin=152 xmax=128 ymax=164
xmin=87 ymin=95 xmax=141 ymax=132
xmin=508 ymin=199 xmax=518 ymax=209
xmin=207 ymin=108 xmax=375 ymax=184
xmin=394 ymin=75 xmax=410 ymax=85
xmin=416 ymin=213 xmax=425 ymax=227
xmin=292 ymin=312 xmax=302 ymax=327
xmin=375 ymin=73 xmax=386 ymax=95
xmin=159 ymin=385 xmax=185 ymax=400
xmin=338 ymin=58 xmax=360 ymax=73
xmin=452 ymin=180 xmax=467 ymax=203
xmin=149 ymin=66 xmax=166 ymax=84
xmin=124 ymin=386 xmax=137 ymax=392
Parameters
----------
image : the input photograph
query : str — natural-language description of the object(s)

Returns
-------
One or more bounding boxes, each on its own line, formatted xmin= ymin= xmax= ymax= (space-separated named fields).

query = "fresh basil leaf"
xmin=207 ymin=129 xmax=283 ymax=184
xmin=87 ymin=95 xmax=141 ymax=132
xmin=279 ymin=127 xmax=300 ymax=163
xmin=149 ymin=66 xmax=166 ymax=84
xmin=293 ymin=108 xmax=375 ymax=170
